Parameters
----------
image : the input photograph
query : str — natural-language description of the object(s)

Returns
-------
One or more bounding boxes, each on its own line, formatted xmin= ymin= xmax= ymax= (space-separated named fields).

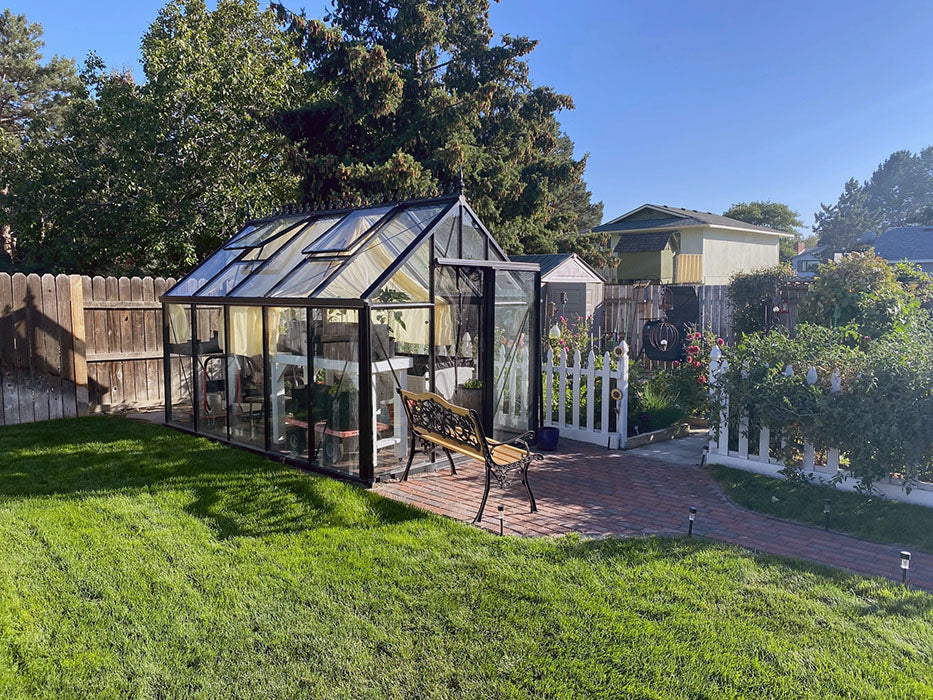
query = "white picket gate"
xmin=542 ymin=345 xmax=629 ymax=449
xmin=706 ymin=346 xmax=933 ymax=509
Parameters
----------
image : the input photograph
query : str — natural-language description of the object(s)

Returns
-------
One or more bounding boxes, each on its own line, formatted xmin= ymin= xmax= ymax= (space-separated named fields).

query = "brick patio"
xmin=375 ymin=436 xmax=933 ymax=591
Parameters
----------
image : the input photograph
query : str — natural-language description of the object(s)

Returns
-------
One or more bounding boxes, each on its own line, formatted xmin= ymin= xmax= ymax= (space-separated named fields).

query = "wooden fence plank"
xmin=71 ymin=276 xmax=89 ymax=415
xmin=56 ymin=274 xmax=77 ymax=418
xmin=40 ymin=273 xmax=64 ymax=420
xmin=117 ymin=277 xmax=135 ymax=407
xmin=130 ymin=277 xmax=148 ymax=403
xmin=105 ymin=276 xmax=123 ymax=407
xmin=144 ymin=277 xmax=160 ymax=403
xmin=25 ymin=274 xmax=49 ymax=422
xmin=0 ymin=273 xmax=15 ymax=425
xmin=91 ymin=276 xmax=109 ymax=407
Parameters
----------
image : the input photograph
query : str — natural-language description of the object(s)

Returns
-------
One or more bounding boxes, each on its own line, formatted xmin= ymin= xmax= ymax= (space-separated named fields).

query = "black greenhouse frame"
xmin=160 ymin=193 xmax=541 ymax=486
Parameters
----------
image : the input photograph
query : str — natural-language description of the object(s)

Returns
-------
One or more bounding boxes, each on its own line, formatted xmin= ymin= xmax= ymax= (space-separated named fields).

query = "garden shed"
xmin=160 ymin=192 xmax=541 ymax=485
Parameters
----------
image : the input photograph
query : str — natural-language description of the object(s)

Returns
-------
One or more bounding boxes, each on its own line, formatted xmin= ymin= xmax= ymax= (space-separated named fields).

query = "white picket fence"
xmin=542 ymin=345 xmax=629 ymax=449
xmin=706 ymin=346 xmax=933 ymax=509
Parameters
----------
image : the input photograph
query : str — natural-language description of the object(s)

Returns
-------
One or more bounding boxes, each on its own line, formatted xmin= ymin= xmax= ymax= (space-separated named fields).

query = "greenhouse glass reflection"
xmin=161 ymin=193 xmax=541 ymax=484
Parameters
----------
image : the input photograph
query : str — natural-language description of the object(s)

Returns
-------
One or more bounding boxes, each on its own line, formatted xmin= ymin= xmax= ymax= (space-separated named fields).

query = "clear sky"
xmin=9 ymin=0 xmax=933 ymax=230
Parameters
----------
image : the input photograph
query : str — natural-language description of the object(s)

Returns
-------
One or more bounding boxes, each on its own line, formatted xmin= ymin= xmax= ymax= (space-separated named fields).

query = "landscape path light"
xmin=498 ymin=505 xmax=504 ymax=536
xmin=823 ymin=498 xmax=831 ymax=531
xmin=688 ymin=506 xmax=697 ymax=536
xmin=901 ymin=551 xmax=911 ymax=585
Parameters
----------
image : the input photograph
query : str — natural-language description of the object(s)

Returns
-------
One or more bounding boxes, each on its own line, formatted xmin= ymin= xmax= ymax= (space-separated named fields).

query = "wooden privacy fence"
xmin=601 ymin=284 xmax=734 ymax=356
xmin=542 ymin=346 xmax=629 ymax=449
xmin=705 ymin=346 xmax=933 ymax=510
xmin=0 ymin=272 xmax=176 ymax=426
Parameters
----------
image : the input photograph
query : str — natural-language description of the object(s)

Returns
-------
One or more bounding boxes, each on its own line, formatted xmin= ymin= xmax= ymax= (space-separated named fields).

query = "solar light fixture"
xmin=901 ymin=551 xmax=911 ymax=584
xmin=688 ymin=506 xmax=697 ymax=536
xmin=823 ymin=498 xmax=831 ymax=531
xmin=549 ymin=323 xmax=561 ymax=340
xmin=498 ymin=505 xmax=504 ymax=536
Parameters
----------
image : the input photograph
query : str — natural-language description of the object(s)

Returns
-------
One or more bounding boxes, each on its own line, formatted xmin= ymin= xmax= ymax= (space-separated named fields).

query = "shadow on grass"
xmin=0 ymin=415 xmax=424 ymax=539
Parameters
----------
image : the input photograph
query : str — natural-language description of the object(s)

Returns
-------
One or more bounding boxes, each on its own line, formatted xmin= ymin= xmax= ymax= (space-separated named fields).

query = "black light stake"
xmin=688 ymin=506 xmax=697 ymax=537
xmin=498 ymin=505 xmax=504 ymax=536
xmin=901 ymin=551 xmax=911 ymax=585
xmin=823 ymin=498 xmax=831 ymax=531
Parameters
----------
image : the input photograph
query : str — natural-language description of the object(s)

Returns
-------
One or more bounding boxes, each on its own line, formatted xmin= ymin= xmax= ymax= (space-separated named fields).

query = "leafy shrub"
xmin=711 ymin=321 xmax=933 ymax=489
xmin=728 ymin=264 xmax=794 ymax=336
xmin=798 ymin=252 xmax=924 ymax=337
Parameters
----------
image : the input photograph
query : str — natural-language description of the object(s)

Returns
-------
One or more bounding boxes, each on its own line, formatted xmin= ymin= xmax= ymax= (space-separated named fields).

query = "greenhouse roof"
xmin=163 ymin=193 xmax=510 ymax=303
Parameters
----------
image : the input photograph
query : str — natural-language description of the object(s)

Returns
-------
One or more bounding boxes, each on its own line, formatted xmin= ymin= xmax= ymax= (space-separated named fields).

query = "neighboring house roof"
xmin=511 ymin=253 xmax=605 ymax=283
xmin=791 ymin=245 xmax=826 ymax=261
xmin=873 ymin=226 xmax=933 ymax=263
xmin=612 ymin=231 xmax=673 ymax=253
xmin=592 ymin=204 xmax=793 ymax=237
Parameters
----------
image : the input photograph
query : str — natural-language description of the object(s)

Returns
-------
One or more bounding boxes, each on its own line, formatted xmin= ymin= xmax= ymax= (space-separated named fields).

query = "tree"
xmin=813 ymin=178 xmax=883 ymax=254
xmin=723 ymin=201 xmax=803 ymax=262
xmin=6 ymin=0 xmax=304 ymax=275
xmin=271 ymin=0 xmax=601 ymax=256
xmin=0 ymin=9 xmax=78 ymax=261
xmin=727 ymin=264 xmax=794 ymax=336
xmin=865 ymin=148 xmax=933 ymax=228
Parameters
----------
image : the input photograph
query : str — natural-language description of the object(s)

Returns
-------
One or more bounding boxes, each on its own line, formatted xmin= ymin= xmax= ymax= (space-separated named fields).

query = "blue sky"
xmin=10 ymin=0 xmax=933 ymax=230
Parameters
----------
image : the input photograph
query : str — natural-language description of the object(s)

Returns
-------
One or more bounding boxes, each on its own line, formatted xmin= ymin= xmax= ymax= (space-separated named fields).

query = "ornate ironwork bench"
xmin=397 ymin=389 xmax=542 ymax=523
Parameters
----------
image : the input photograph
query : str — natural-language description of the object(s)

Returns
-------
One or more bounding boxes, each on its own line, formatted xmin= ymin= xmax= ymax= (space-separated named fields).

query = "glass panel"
xmin=318 ymin=204 xmax=444 ymax=299
xmin=371 ymin=306 xmax=432 ymax=476
xmin=227 ymin=306 xmax=264 ymax=449
xmin=166 ymin=304 xmax=194 ymax=428
xmin=225 ymin=214 xmax=309 ymax=249
xmin=194 ymin=306 xmax=227 ymax=439
xmin=304 ymin=206 xmax=392 ymax=253
xmin=433 ymin=213 xmax=458 ymax=258
xmin=268 ymin=258 xmax=345 ymax=299
xmin=166 ymin=247 xmax=242 ymax=296
xmin=196 ymin=261 xmax=262 ymax=296
xmin=232 ymin=216 xmax=343 ymax=297
xmin=492 ymin=270 xmax=536 ymax=441
xmin=267 ymin=307 xmax=310 ymax=462
xmin=309 ymin=309 xmax=360 ymax=476
xmin=241 ymin=228 xmax=296 ymax=261
xmin=373 ymin=237 xmax=431 ymax=303
xmin=434 ymin=266 xmax=484 ymax=412
xmin=461 ymin=213 xmax=487 ymax=260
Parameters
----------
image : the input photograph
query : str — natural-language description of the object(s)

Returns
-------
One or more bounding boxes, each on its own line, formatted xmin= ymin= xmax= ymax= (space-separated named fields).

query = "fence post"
xmin=617 ymin=341 xmax=629 ymax=449
xmin=708 ymin=346 xmax=727 ymax=455
xmin=600 ymin=351 xmax=611 ymax=439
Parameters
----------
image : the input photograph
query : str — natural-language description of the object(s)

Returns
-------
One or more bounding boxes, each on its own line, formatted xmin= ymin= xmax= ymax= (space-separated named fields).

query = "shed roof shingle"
xmin=613 ymin=231 xmax=673 ymax=253
xmin=593 ymin=204 xmax=793 ymax=236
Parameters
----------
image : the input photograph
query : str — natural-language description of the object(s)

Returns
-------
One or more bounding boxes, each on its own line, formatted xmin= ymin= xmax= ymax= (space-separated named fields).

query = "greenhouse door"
xmin=434 ymin=261 xmax=540 ymax=440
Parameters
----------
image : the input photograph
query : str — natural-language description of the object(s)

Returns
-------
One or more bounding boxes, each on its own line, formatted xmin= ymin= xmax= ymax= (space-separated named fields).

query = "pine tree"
xmin=814 ymin=178 xmax=883 ymax=254
xmin=271 ymin=0 xmax=601 ymax=255
xmin=0 ymin=9 xmax=78 ymax=261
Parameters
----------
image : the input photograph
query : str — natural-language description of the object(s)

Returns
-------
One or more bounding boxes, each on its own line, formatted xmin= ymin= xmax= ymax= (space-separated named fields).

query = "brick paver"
xmin=375 ymin=439 xmax=933 ymax=590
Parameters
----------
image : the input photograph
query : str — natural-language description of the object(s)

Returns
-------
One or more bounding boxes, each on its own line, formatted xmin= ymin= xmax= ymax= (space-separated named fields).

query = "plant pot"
xmin=537 ymin=426 xmax=559 ymax=451
xmin=452 ymin=385 xmax=484 ymax=417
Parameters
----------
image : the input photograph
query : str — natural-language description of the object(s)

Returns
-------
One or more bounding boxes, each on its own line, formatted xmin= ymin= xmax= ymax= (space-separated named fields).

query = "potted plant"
xmin=453 ymin=378 xmax=484 ymax=416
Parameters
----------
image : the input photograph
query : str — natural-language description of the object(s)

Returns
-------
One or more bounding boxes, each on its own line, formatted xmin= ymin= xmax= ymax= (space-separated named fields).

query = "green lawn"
xmin=710 ymin=463 xmax=933 ymax=554
xmin=0 ymin=418 xmax=931 ymax=699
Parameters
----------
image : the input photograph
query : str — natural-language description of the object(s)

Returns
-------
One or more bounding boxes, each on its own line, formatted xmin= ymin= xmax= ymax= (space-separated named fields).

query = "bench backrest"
xmin=397 ymin=389 xmax=488 ymax=456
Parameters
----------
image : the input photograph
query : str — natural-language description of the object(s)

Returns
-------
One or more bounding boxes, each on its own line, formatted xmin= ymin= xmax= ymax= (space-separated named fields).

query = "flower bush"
xmin=545 ymin=314 xmax=593 ymax=358
xmin=710 ymin=320 xmax=933 ymax=489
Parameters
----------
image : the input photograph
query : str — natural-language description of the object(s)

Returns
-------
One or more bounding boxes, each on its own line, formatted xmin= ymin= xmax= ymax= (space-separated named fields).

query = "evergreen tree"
xmin=0 ymin=9 xmax=79 ymax=261
xmin=813 ymin=178 xmax=883 ymax=254
xmin=272 ymin=0 xmax=601 ymax=255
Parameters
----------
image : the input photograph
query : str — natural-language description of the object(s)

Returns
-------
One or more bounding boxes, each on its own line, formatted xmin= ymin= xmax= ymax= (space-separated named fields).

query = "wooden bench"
xmin=397 ymin=389 xmax=542 ymax=523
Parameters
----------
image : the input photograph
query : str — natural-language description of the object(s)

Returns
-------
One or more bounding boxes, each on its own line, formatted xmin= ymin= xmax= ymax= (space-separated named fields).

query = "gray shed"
xmin=511 ymin=253 xmax=605 ymax=331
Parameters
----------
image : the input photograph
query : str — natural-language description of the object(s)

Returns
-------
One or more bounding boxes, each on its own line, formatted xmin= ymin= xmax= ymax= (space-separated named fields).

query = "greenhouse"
xmin=160 ymin=192 xmax=542 ymax=485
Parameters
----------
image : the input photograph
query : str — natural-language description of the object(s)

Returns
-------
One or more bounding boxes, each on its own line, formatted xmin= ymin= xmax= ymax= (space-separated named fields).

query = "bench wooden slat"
xmin=414 ymin=429 xmax=527 ymax=466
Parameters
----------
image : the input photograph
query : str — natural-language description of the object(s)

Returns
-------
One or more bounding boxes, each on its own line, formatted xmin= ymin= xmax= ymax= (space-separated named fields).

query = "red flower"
xmin=863 ymin=335 xmax=871 ymax=342
xmin=698 ymin=375 xmax=707 ymax=384
xmin=672 ymin=360 xmax=681 ymax=368
xmin=693 ymin=359 xmax=703 ymax=368
xmin=687 ymin=345 xmax=699 ymax=355
xmin=716 ymin=337 xmax=725 ymax=347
